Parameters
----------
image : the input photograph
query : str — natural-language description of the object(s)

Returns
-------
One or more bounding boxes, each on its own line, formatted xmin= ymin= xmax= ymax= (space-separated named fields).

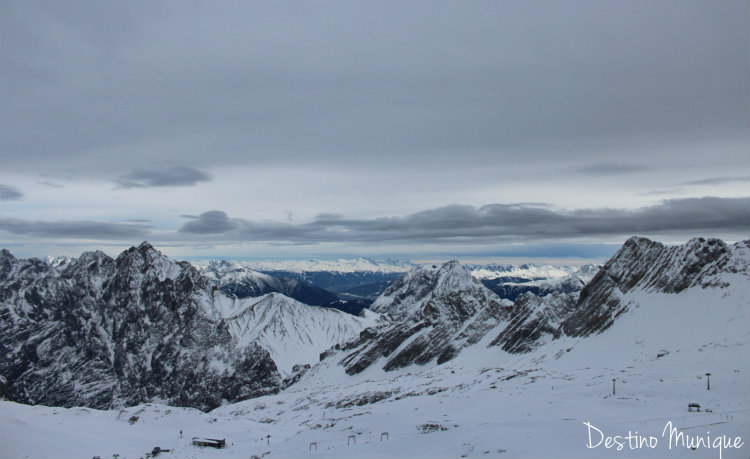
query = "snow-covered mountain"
xmin=328 ymin=237 xmax=749 ymax=375
xmin=223 ymin=293 xmax=382 ymax=374
xmin=469 ymin=263 xmax=580 ymax=280
xmin=2 ymin=236 xmax=748 ymax=458
xmin=193 ymin=258 xmax=414 ymax=300
xmin=0 ymin=244 xmax=385 ymax=411
xmin=196 ymin=259 xmax=403 ymax=310
xmin=0 ymin=243 xmax=282 ymax=411
xmin=336 ymin=261 xmax=513 ymax=374
xmin=196 ymin=258 xmax=596 ymax=304
xmin=43 ymin=255 xmax=74 ymax=269
xmin=562 ymin=236 xmax=750 ymax=336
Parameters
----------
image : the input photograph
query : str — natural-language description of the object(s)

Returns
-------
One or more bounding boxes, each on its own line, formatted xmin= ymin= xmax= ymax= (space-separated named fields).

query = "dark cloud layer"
xmin=115 ymin=166 xmax=211 ymax=188
xmin=0 ymin=2 xmax=746 ymax=258
xmin=0 ymin=217 xmax=151 ymax=239
xmin=1 ymin=1 xmax=747 ymax=176
xmin=0 ymin=184 xmax=23 ymax=201
xmin=178 ymin=197 xmax=749 ymax=245
xmin=180 ymin=210 xmax=238 ymax=234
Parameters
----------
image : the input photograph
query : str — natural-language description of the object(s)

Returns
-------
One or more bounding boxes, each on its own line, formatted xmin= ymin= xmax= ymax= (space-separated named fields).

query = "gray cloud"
xmin=180 ymin=210 xmax=238 ymax=234
xmin=0 ymin=184 xmax=23 ymax=201
xmin=1 ymin=1 xmax=747 ymax=258
xmin=115 ymin=166 xmax=211 ymax=188
xmin=314 ymin=213 xmax=344 ymax=220
xmin=640 ymin=176 xmax=749 ymax=196
xmin=177 ymin=197 xmax=749 ymax=245
xmin=0 ymin=1 xmax=747 ymax=178
xmin=0 ymin=217 xmax=151 ymax=239
xmin=576 ymin=164 xmax=651 ymax=176
xmin=677 ymin=176 xmax=749 ymax=186
xmin=38 ymin=181 xmax=65 ymax=188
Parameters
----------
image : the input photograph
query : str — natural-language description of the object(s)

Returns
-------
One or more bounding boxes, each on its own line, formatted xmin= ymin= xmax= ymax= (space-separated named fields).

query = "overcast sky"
xmin=1 ymin=1 xmax=748 ymax=262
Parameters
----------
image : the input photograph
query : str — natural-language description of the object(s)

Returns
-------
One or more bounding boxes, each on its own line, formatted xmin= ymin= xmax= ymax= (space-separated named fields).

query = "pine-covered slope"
xmin=0 ymin=243 xmax=282 ymax=411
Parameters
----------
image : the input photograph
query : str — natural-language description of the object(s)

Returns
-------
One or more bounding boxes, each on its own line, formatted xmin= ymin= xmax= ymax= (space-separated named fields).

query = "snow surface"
xmin=224 ymin=293 xmax=380 ymax=374
xmin=2 ymin=271 xmax=747 ymax=458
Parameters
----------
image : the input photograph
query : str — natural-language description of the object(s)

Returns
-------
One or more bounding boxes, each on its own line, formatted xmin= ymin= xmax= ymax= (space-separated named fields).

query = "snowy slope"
xmin=562 ymin=237 xmax=749 ymax=336
xmin=224 ymin=293 xmax=382 ymax=374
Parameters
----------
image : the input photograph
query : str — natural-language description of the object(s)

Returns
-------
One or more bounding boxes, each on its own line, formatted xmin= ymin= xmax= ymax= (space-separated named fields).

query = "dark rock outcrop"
xmin=561 ymin=237 xmax=749 ymax=337
xmin=0 ymin=242 xmax=282 ymax=411
xmin=340 ymin=261 xmax=510 ymax=374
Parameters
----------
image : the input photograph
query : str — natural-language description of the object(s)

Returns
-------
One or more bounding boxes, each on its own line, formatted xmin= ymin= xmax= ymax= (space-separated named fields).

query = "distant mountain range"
xmin=472 ymin=263 xmax=600 ymax=300
xmin=194 ymin=257 xmax=600 ymax=304
xmin=195 ymin=258 xmax=409 ymax=302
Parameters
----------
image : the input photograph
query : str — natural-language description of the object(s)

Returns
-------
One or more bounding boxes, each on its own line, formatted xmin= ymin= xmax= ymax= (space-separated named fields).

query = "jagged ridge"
xmin=0 ymin=242 xmax=282 ymax=411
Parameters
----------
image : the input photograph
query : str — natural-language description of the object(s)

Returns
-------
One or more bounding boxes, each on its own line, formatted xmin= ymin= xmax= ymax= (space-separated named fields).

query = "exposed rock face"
xmin=489 ymin=292 xmax=578 ymax=353
xmin=0 ymin=243 xmax=281 ymax=411
xmin=561 ymin=237 xmax=750 ymax=337
xmin=340 ymin=261 xmax=511 ymax=374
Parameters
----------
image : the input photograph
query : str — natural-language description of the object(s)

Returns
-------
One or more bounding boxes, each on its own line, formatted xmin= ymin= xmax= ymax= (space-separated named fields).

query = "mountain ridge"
xmin=1 ymin=236 xmax=747 ymax=414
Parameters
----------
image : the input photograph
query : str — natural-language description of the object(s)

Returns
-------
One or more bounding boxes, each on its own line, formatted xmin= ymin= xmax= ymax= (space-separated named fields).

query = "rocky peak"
xmin=340 ymin=260 xmax=507 ymax=373
xmin=561 ymin=236 xmax=748 ymax=337
xmin=0 ymin=248 xmax=15 ymax=262
xmin=0 ymin=249 xmax=17 ymax=278
xmin=225 ymin=292 xmax=378 ymax=374
xmin=114 ymin=241 xmax=186 ymax=285
xmin=371 ymin=260 xmax=490 ymax=323
xmin=63 ymin=250 xmax=114 ymax=273
xmin=137 ymin=240 xmax=156 ymax=251
xmin=433 ymin=260 xmax=478 ymax=292
xmin=1 ymin=243 xmax=282 ymax=411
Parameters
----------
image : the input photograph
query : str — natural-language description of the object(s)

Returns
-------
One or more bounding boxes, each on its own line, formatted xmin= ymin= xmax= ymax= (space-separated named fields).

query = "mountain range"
xmin=1 ymin=236 xmax=747 ymax=415
xmin=0 ymin=244 xmax=377 ymax=410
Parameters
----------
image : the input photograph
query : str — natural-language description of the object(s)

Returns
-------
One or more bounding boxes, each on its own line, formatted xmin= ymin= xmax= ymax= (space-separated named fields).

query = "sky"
xmin=1 ymin=0 xmax=748 ymax=262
